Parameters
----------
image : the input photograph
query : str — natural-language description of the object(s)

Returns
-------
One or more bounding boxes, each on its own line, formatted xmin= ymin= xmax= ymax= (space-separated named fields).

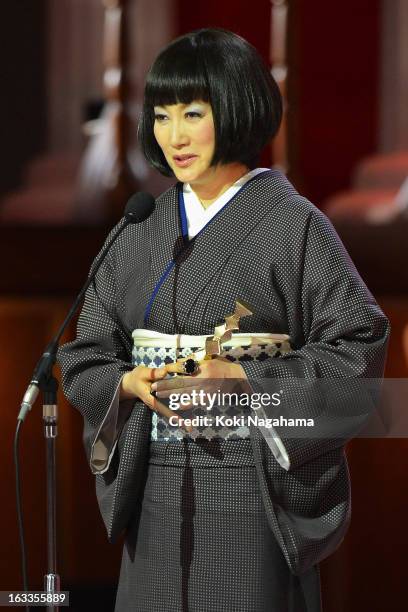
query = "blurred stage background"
xmin=1 ymin=1 xmax=407 ymax=610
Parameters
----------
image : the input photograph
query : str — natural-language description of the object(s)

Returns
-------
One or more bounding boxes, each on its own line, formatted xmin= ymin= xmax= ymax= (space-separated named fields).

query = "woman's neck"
xmin=190 ymin=163 xmax=250 ymax=209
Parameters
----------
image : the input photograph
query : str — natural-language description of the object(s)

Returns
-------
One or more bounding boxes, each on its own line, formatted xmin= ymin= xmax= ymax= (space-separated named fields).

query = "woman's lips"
xmin=173 ymin=155 xmax=198 ymax=168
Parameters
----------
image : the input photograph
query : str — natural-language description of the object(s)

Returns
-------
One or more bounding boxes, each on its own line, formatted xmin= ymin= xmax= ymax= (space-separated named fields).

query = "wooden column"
xmin=47 ymin=0 xmax=104 ymax=152
xmin=270 ymin=0 xmax=288 ymax=173
xmin=75 ymin=0 xmax=140 ymax=223
xmin=379 ymin=0 xmax=408 ymax=152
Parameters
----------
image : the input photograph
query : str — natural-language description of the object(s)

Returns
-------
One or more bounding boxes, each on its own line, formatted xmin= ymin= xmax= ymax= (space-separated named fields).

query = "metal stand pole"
xmin=43 ymin=380 xmax=60 ymax=611
xmin=16 ymin=198 xmax=145 ymax=606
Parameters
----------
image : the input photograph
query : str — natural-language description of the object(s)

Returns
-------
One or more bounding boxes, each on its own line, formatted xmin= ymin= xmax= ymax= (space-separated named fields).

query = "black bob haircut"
xmin=138 ymin=28 xmax=282 ymax=176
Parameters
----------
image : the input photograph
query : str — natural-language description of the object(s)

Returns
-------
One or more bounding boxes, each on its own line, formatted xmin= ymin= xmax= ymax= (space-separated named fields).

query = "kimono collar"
xmin=144 ymin=168 xmax=287 ymax=327
xmin=180 ymin=168 xmax=270 ymax=240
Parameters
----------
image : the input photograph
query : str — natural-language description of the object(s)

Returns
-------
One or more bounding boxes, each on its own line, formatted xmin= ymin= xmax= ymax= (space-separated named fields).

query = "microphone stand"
xmin=43 ymin=374 xmax=60 ymax=609
xmin=17 ymin=216 xmax=134 ymax=611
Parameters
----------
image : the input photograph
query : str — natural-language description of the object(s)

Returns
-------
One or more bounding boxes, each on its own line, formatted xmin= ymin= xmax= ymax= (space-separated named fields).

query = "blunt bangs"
xmin=144 ymin=42 xmax=210 ymax=109
xmin=139 ymin=29 xmax=282 ymax=177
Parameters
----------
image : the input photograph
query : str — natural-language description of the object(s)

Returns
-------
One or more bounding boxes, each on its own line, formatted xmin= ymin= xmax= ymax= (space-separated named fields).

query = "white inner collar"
xmin=182 ymin=167 xmax=270 ymax=239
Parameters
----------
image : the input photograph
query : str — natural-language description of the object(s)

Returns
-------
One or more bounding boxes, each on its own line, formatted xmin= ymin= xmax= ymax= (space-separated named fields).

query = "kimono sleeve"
xmin=57 ymin=240 xmax=135 ymax=474
xmin=240 ymin=207 xmax=390 ymax=470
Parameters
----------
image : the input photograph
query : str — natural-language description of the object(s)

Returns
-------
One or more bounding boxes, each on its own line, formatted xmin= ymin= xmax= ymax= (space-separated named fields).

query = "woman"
xmin=58 ymin=28 xmax=389 ymax=611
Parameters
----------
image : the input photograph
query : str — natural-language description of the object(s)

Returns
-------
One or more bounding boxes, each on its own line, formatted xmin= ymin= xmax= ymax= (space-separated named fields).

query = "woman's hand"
xmin=151 ymin=356 xmax=251 ymax=409
xmin=120 ymin=365 xmax=191 ymax=429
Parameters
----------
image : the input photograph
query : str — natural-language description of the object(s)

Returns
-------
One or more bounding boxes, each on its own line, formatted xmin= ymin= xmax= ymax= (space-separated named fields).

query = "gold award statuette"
xmin=204 ymin=299 xmax=254 ymax=359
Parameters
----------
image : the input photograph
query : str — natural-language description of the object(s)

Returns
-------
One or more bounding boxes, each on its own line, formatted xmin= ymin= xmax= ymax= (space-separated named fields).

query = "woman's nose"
xmin=169 ymin=120 xmax=189 ymax=147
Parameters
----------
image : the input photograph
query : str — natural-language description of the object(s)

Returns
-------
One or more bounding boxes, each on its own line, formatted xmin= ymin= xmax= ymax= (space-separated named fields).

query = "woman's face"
xmin=153 ymin=100 xmax=216 ymax=185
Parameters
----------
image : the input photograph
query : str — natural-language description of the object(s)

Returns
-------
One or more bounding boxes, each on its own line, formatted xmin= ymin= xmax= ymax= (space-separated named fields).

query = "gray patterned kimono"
xmin=58 ymin=169 xmax=389 ymax=579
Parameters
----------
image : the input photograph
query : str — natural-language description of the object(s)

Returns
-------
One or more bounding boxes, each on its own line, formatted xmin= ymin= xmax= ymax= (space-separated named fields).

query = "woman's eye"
xmin=186 ymin=111 xmax=202 ymax=118
xmin=154 ymin=114 xmax=167 ymax=122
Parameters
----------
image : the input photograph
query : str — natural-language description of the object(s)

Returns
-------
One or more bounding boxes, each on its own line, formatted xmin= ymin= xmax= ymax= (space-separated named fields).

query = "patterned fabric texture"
xmin=132 ymin=333 xmax=291 ymax=441
xmin=115 ymin=439 xmax=321 ymax=612
xmin=58 ymin=169 xmax=390 ymax=579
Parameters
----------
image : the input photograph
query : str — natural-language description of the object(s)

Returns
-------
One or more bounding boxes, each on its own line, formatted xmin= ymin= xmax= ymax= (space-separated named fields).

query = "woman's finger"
xmin=155 ymin=383 xmax=202 ymax=399
xmin=164 ymin=355 xmax=200 ymax=376
xmin=146 ymin=366 xmax=169 ymax=381
xmin=153 ymin=376 xmax=197 ymax=394
xmin=140 ymin=387 xmax=192 ymax=432
xmin=156 ymin=384 xmax=223 ymax=412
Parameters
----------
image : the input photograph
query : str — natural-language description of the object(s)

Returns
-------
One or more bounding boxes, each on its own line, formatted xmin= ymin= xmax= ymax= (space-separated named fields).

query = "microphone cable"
xmin=13 ymin=192 xmax=155 ymax=606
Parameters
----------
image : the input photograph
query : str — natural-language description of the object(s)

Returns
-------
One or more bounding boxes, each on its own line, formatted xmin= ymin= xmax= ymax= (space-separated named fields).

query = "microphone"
xmin=18 ymin=192 xmax=156 ymax=420
xmin=125 ymin=192 xmax=156 ymax=223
